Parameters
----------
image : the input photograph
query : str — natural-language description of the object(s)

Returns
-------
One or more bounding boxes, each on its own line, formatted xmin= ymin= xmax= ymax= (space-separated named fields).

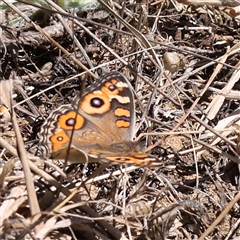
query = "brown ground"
xmin=0 ymin=0 xmax=240 ymax=239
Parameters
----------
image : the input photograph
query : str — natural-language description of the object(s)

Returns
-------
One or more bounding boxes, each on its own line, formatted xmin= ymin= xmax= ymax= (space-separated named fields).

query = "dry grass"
xmin=0 ymin=0 xmax=240 ymax=239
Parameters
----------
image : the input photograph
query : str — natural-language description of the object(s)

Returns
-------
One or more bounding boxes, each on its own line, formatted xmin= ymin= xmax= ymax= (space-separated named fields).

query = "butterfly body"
xmin=39 ymin=72 xmax=162 ymax=167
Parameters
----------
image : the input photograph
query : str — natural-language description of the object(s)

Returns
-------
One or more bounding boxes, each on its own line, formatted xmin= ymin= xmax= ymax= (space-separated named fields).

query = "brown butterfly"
xmin=39 ymin=72 xmax=162 ymax=167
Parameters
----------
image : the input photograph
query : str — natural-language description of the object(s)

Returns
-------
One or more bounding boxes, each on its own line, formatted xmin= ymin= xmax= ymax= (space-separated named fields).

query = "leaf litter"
xmin=0 ymin=0 xmax=240 ymax=239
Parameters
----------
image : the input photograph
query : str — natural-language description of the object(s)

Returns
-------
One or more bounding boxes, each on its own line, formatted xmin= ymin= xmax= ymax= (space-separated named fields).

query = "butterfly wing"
xmin=86 ymin=141 xmax=163 ymax=167
xmin=73 ymin=71 xmax=136 ymax=143
xmin=39 ymin=72 xmax=136 ymax=162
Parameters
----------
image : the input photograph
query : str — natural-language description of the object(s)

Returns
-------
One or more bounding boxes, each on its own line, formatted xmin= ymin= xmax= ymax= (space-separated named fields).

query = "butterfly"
xmin=38 ymin=72 xmax=162 ymax=167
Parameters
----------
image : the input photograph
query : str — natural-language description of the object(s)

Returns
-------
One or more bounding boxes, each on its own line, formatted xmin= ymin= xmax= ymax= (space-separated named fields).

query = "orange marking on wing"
xmin=111 ymin=79 xmax=123 ymax=91
xmin=132 ymin=153 xmax=148 ymax=158
xmin=101 ymin=86 xmax=119 ymax=95
xmin=88 ymin=150 xmax=100 ymax=155
xmin=0 ymin=105 xmax=8 ymax=113
xmin=50 ymin=130 xmax=69 ymax=152
xmin=115 ymin=108 xmax=130 ymax=117
xmin=105 ymin=156 xmax=148 ymax=166
xmin=110 ymin=79 xmax=118 ymax=84
xmin=101 ymin=81 xmax=121 ymax=95
xmin=81 ymin=93 xmax=111 ymax=114
xmin=116 ymin=120 xmax=130 ymax=128
xmin=58 ymin=111 xmax=84 ymax=130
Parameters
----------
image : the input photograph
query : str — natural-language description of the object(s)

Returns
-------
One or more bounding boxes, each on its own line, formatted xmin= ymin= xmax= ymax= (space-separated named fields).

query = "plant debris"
xmin=0 ymin=0 xmax=240 ymax=239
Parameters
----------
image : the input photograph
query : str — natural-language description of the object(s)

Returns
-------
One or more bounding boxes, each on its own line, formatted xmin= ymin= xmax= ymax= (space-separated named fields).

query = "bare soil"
xmin=0 ymin=0 xmax=240 ymax=239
